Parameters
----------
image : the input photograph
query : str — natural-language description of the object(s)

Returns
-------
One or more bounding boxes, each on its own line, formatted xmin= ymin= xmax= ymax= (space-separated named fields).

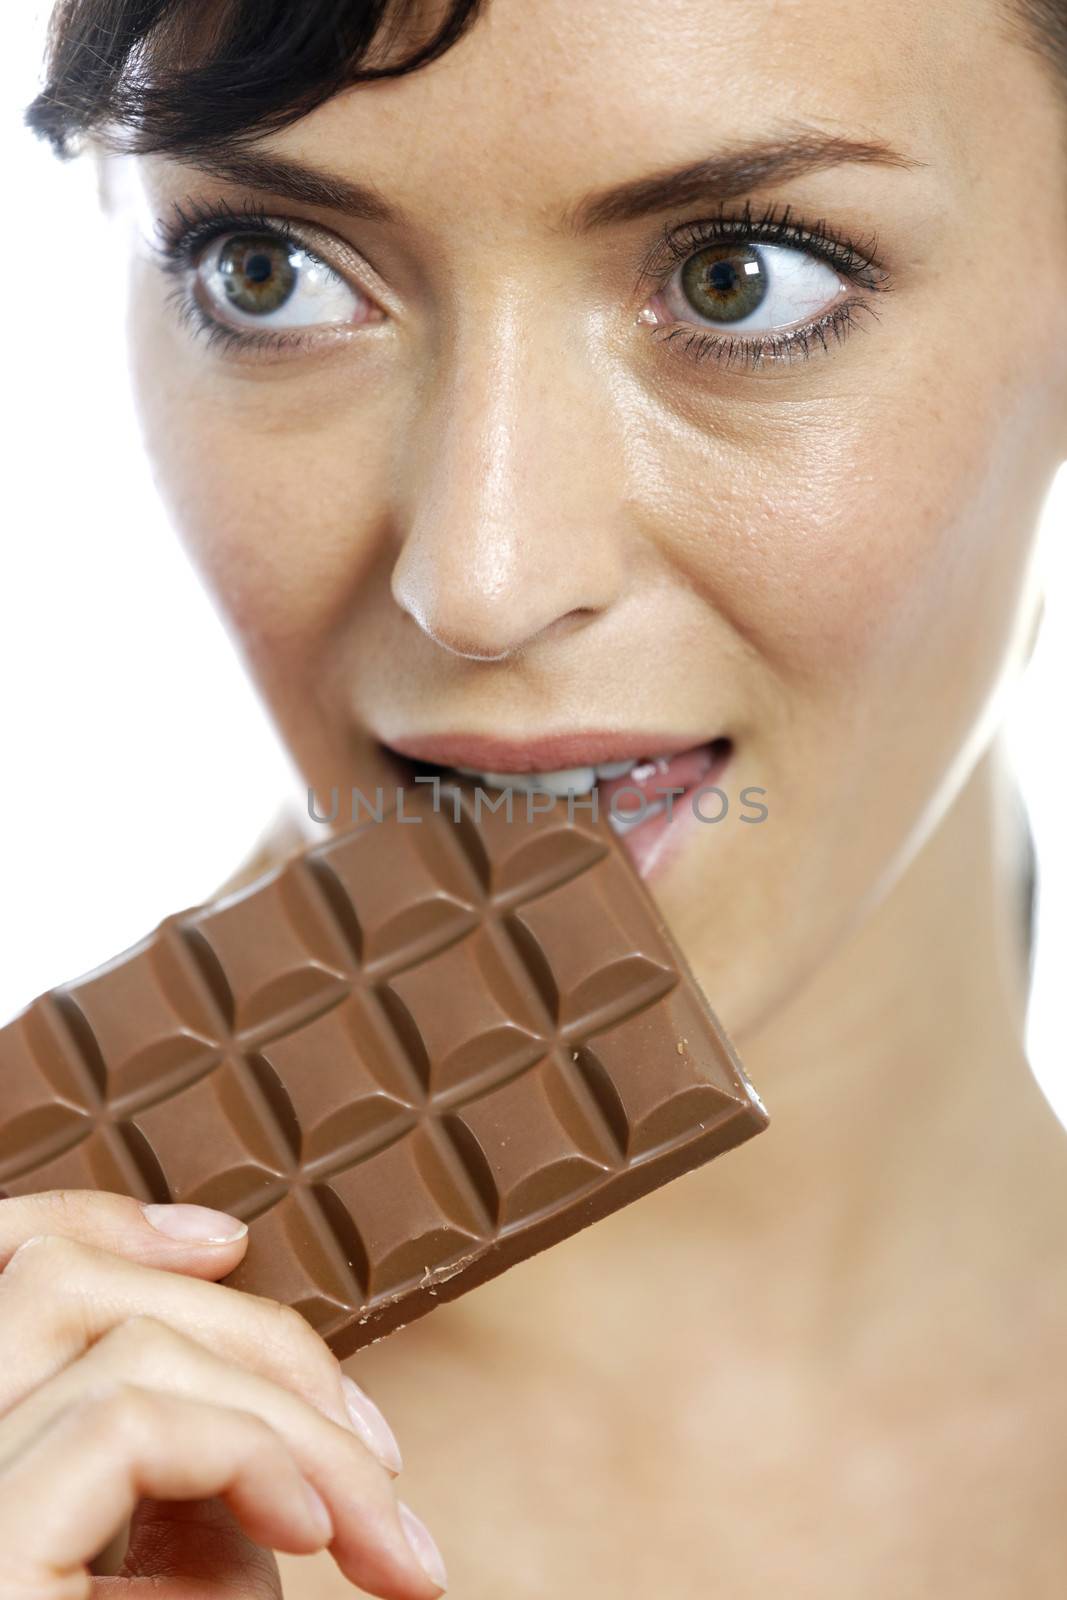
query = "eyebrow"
xmin=178 ymin=124 xmax=926 ymax=234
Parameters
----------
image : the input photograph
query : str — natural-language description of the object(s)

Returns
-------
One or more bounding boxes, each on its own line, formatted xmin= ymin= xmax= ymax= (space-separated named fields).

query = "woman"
xmin=3 ymin=0 xmax=1065 ymax=1593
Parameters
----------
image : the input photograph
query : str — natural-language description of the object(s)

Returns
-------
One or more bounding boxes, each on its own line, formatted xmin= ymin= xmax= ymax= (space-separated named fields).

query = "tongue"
xmin=597 ymin=744 xmax=714 ymax=813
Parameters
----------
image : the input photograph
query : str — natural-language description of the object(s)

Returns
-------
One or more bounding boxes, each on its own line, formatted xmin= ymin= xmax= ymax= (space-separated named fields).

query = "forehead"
xmin=252 ymin=0 xmax=1011 ymax=212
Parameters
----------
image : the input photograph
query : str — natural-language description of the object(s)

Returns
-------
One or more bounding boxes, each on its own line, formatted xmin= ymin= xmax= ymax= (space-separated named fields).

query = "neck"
xmin=654 ymin=735 xmax=1061 ymax=1324
xmin=746 ymin=729 xmax=1031 ymax=1154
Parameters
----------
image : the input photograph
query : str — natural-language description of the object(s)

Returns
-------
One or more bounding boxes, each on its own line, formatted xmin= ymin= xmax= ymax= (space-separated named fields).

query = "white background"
xmin=3 ymin=8 xmax=1064 ymax=1116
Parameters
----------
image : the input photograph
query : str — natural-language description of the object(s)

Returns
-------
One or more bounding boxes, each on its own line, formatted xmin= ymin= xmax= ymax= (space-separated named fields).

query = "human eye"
xmin=636 ymin=199 xmax=894 ymax=373
xmin=147 ymin=196 xmax=383 ymax=358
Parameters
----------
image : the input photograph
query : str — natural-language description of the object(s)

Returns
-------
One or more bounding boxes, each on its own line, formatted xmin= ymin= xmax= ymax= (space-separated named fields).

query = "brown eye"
xmin=654 ymin=240 xmax=847 ymax=338
xmin=194 ymin=228 xmax=375 ymax=335
xmin=217 ymin=233 xmax=298 ymax=316
xmin=680 ymin=243 xmax=768 ymax=324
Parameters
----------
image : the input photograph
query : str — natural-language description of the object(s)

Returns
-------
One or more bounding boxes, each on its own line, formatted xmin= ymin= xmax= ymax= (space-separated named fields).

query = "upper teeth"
xmin=452 ymin=758 xmax=643 ymax=795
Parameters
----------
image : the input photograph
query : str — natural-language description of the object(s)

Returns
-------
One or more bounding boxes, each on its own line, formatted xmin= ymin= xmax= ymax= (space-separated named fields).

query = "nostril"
xmin=398 ymin=597 xmax=600 ymax=662
xmin=389 ymin=505 xmax=618 ymax=660
xmin=422 ymin=622 xmax=514 ymax=662
xmin=394 ymin=601 xmax=526 ymax=662
xmin=393 ymin=593 xmax=511 ymax=662
xmin=548 ymin=605 xmax=599 ymax=634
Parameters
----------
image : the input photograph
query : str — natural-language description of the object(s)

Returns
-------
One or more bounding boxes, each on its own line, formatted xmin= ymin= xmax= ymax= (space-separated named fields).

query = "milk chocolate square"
xmin=0 ymin=780 xmax=767 ymax=1355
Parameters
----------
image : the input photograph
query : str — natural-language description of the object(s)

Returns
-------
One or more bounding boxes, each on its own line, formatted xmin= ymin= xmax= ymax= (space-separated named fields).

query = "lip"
xmin=377 ymin=729 xmax=734 ymax=883
xmin=381 ymin=731 xmax=720 ymax=773
xmin=610 ymin=738 xmax=733 ymax=879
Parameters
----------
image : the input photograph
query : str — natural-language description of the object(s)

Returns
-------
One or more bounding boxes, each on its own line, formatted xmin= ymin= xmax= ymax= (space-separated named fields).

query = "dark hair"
xmin=23 ymin=1 xmax=1067 ymax=166
xmin=1013 ymin=0 xmax=1067 ymax=81
xmin=22 ymin=0 xmax=1047 ymax=975
xmin=24 ymin=0 xmax=487 ymax=162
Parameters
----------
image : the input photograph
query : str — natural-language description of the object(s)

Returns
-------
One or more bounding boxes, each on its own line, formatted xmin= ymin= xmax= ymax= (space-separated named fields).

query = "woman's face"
xmin=114 ymin=0 xmax=1067 ymax=1042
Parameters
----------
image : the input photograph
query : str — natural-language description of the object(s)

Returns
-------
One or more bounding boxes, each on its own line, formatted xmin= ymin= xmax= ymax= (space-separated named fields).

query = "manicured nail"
xmin=398 ymin=1501 xmax=448 ymax=1591
xmin=141 ymin=1203 xmax=248 ymax=1242
xmin=301 ymin=1479 xmax=334 ymax=1542
xmin=341 ymin=1375 xmax=403 ymax=1473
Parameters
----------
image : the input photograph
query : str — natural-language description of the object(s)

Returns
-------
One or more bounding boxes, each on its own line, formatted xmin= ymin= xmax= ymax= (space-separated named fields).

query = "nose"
xmin=390 ymin=300 xmax=628 ymax=661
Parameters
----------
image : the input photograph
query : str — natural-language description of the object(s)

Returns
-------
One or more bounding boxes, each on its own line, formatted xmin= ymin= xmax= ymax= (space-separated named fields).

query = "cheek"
xmin=127 ymin=303 xmax=390 ymax=665
xmin=157 ymin=438 xmax=373 ymax=657
xmin=663 ymin=371 xmax=1049 ymax=714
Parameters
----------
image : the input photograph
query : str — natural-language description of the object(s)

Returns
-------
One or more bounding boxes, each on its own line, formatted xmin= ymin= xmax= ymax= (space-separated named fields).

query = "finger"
xmin=0 ymin=1189 xmax=248 ymax=1276
xmin=0 ymin=1383 xmax=334 ymax=1593
xmin=0 ymin=1232 xmax=362 ymax=1440
xmin=0 ymin=1314 xmax=438 ymax=1596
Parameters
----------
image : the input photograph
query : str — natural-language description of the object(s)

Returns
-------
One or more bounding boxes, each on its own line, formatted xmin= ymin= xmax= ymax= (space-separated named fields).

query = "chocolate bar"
xmin=0 ymin=779 xmax=767 ymax=1356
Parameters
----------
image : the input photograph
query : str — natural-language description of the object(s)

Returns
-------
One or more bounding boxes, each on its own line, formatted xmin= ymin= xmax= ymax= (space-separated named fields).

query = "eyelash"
xmin=149 ymin=194 xmax=892 ymax=372
xmin=641 ymin=201 xmax=891 ymax=371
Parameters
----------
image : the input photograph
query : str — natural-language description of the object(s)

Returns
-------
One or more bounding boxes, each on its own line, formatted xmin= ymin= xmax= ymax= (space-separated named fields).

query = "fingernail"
xmin=141 ymin=1203 xmax=248 ymax=1242
xmin=398 ymin=1501 xmax=448 ymax=1591
xmin=301 ymin=1479 xmax=333 ymax=1542
xmin=341 ymin=1375 xmax=403 ymax=1473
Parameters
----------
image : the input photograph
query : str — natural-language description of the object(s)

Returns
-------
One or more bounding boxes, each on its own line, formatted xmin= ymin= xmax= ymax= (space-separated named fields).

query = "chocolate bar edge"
xmin=320 ymin=1091 xmax=769 ymax=1357
xmin=0 ymin=788 xmax=771 ymax=1358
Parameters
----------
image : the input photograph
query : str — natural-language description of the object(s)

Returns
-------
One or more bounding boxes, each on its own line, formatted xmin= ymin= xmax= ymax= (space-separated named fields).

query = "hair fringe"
xmin=25 ymin=0 xmax=486 ymax=161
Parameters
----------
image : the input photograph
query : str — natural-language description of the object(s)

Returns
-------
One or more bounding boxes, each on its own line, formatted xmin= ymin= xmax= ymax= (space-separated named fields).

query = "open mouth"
xmin=379 ymin=734 xmax=734 ymax=879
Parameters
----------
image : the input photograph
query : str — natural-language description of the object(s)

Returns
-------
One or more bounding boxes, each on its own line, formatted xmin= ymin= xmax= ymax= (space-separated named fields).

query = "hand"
xmin=0 ymin=1190 xmax=448 ymax=1597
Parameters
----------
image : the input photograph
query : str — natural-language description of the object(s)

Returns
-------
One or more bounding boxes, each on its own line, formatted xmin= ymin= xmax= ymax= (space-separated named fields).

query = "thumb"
xmin=0 ymin=1190 xmax=249 ymax=1279
xmin=101 ymin=1496 xmax=283 ymax=1600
